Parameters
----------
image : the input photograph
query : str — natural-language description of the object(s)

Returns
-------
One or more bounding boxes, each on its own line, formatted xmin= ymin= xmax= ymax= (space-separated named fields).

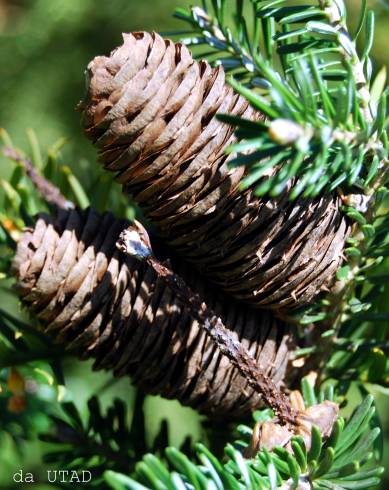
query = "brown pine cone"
xmin=12 ymin=207 xmax=295 ymax=418
xmin=80 ymin=32 xmax=349 ymax=312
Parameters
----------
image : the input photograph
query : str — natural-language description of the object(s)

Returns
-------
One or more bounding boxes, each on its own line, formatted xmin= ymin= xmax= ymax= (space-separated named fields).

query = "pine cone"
xmin=80 ymin=32 xmax=349 ymax=312
xmin=12 ymin=207 xmax=295 ymax=417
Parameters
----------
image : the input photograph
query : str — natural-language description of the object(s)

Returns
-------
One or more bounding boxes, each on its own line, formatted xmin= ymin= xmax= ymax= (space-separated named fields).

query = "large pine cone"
xmin=80 ymin=32 xmax=348 ymax=312
xmin=12 ymin=207 xmax=295 ymax=417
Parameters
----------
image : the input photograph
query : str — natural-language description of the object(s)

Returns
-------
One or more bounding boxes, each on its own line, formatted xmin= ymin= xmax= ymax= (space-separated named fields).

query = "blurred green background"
xmin=0 ymin=0 xmax=388 ymax=489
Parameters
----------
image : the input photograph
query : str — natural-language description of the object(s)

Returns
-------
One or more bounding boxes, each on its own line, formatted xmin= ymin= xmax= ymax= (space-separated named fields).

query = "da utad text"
xmin=13 ymin=469 xmax=92 ymax=484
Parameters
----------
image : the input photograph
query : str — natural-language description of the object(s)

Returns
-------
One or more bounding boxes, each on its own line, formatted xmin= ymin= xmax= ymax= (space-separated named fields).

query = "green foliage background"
xmin=0 ymin=0 xmax=388 ymax=488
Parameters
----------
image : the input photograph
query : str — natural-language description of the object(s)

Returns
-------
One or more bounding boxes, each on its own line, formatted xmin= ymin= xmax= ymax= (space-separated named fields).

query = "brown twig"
xmin=116 ymin=222 xmax=298 ymax=426
xmin=2 ymin=146 xmax=74 ymax=210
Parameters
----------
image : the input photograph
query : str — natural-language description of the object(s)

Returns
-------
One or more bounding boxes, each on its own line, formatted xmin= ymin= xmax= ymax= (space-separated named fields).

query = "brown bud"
xmin=7 ymin=395 xmax=27 ymax=414
xmin=7 ymin=368 xmax=25 ymax=396
xmin=250 ymin=391 xmax=339 ymax=454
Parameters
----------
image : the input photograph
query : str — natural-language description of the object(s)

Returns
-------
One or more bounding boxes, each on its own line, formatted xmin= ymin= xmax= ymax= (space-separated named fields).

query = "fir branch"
xmin=174 ymin=0 xmax=388 ymax=199
xmin=318 ymin=0 xmax=373 ymax=123
xmin=102 ymin=384 xmax=383 ymax=490
xmin=175 ymin=0 xmax=389 ymax=394
xmin=2 ymin=146 xmax=74 ymax=210
xmin=39 ymin=392 xmax=184 ymax=485
xmin=174 ymin=5 xmax=257 ymax=77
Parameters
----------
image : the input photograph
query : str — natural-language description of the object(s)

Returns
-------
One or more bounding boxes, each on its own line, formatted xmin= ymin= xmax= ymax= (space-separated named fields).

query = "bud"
xmin=7 ymin=368 xmax=25 ymax=396
xmin=0 ymin=217 xmax=21 ymax=242
xmin=7 ymin=395 xmax=27 ymax=414
xmin=268 ymin=119 xmax=305 ymax=145
xmin=296 ymin=400 xmax=339 ymax=447
xmin=341 ymin=193 xmax=371 ymax=213
xmin=251 ymin=390 xmax=339 ymax=454
xmin=116 ymin=221 xmax=152 ymax=260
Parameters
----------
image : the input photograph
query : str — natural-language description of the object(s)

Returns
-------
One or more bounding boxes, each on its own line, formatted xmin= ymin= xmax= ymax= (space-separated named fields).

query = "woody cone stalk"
xmin=12 ymin=207 xmax=295 ymax=417
xmin=80 ymin=32 xmax=349 ymax=312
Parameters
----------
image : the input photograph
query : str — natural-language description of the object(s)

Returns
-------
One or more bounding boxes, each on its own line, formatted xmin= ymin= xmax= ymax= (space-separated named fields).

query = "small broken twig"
xmin=3 ymin=146 xmax=74 ymax=210
xmin=116 ymin=222 xmax=298 ymax=426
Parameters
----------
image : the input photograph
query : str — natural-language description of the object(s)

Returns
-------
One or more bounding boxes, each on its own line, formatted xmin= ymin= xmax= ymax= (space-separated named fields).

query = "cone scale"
xmin=12 ymin=208 xmax=295 ymax=417
xmin=80 ymin=32 xmax=349 ymax=312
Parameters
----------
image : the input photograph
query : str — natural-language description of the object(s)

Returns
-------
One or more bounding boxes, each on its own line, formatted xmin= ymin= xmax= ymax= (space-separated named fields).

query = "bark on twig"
xmin=117 ymin=223 xmax=298 ymax=426
xmin=3 ymin=146 xmax=74 ymax=210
